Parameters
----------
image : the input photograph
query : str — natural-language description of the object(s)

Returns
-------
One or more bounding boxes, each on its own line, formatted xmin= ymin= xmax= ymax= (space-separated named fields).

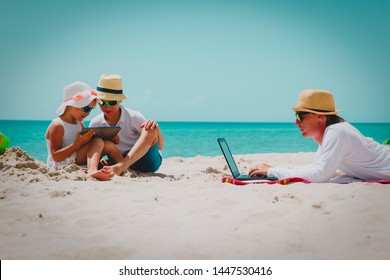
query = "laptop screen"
xmin=217 ymin=138 xmax=241 ymax=178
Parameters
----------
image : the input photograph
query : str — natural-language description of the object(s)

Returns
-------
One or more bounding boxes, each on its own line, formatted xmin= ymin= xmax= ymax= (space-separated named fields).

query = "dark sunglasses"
xmin=82 ymin=105 xmax=94 ymax=113
xmin=100 ymin=100 xmax=119 ymax=107
xmin=295 ymin=112 xmax=310 ymax=122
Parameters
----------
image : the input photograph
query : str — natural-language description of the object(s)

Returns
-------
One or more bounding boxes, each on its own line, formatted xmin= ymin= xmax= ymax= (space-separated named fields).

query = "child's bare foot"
xmin=89 ymin=167 xmax=115 ymax=181
xmin=107 ymin=163 xmax=126 ymax=176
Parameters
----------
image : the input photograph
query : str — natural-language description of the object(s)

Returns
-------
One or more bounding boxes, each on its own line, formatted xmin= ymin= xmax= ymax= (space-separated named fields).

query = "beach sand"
xmin=1 ymin=147 xmax=390 ymax=260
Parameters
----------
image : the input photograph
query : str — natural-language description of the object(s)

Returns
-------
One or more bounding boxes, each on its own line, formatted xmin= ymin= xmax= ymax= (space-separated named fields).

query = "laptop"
xmin=217 ymin=138 xmax=277 ymax=181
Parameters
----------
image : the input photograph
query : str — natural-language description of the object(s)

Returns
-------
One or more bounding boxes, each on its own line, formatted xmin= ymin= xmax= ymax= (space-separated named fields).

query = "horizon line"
xmin=1 ymin=119 xmax=390 ymax=124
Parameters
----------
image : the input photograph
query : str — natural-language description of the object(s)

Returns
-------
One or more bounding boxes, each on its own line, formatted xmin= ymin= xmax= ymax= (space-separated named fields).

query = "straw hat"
xmin=292 ymin=89 xmax=340 ymax=115
xmin=56 ymin=81 xmax=99 ymax=116
xmin=96 ymin=74 xmax=127 ymax=101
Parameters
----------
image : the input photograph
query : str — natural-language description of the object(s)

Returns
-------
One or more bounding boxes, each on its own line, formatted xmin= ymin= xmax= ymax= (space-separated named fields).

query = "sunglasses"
xmin=100 ymin=100 xmax=119 ymax=107
xmin=295 ymin=112 xmax=310 ymax=122
xmin=82 ymin=105 xmax=94 ymax=113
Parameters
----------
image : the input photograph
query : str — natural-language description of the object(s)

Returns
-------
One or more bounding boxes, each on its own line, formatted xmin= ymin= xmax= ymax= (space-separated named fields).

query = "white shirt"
xmin=89 ymin=105 xmax=146 ymax=154
xmin=268 ymin=122 xmax=390 ymax=182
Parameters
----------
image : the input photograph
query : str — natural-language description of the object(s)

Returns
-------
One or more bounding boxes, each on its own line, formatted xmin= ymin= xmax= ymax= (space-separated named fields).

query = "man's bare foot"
xmin=89 ymin=167 xmax=115 ymax=181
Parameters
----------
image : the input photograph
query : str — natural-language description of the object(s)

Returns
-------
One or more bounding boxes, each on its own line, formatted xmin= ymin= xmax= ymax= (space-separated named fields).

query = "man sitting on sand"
xmin=89 ymin=74 xmax=164 ymax=175
xmin=249 ymin=89 xmax=390 ymax=182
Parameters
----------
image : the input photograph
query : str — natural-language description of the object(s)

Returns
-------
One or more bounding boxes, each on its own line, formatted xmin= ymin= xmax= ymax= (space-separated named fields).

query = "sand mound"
xmin=0 ymin=147 xmax=87 ymax=183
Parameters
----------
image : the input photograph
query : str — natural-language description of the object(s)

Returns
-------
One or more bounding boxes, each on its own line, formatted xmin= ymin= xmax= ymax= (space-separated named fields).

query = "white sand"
xmin=1 ymin=147 xmax=390 ymax=260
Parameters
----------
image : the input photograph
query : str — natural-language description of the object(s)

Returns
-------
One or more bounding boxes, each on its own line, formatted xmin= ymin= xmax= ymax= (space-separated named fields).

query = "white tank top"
xmin=46 ymin=117 xmax=82 ymax=169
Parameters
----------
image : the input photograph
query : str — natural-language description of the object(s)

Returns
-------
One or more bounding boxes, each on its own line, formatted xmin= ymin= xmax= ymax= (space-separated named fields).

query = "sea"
xmin=1 ymin=120 xmax=389 ymax=163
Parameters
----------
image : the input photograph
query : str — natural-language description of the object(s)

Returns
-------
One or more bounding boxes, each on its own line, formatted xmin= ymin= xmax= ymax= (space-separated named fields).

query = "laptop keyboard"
xmin=238 ymin=174 xmax=268 ymax=180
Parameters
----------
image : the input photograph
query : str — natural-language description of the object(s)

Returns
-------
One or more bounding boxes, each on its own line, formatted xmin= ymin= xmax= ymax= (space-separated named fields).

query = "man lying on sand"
xmin=249 ymin=89 xmax=390 ymax=182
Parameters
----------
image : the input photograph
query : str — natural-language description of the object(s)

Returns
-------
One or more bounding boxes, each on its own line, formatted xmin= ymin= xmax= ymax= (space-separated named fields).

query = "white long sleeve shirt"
xmin=268 ymin=122 xmax=390 ymax=182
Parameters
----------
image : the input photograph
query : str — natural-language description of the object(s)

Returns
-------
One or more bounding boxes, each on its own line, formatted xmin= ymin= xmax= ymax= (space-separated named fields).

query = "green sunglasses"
xmin=295 ymin=112 xmax=310 ymax=122
xmin=100 ymin=100 xmax=119 ymax=107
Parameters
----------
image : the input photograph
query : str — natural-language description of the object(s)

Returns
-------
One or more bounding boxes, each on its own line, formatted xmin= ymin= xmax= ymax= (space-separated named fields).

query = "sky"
xmin=1 ymin=0 xmax=389 ymax=122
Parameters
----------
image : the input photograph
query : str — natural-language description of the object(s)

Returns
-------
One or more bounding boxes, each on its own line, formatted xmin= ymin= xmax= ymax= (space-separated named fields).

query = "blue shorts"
xmin=124 ymin=143 xmax=162 ymax=172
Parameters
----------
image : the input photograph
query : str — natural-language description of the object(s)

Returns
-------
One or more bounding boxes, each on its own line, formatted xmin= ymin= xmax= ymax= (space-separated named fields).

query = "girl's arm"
xmin=48 ymin=122 xmax=94 ymax=162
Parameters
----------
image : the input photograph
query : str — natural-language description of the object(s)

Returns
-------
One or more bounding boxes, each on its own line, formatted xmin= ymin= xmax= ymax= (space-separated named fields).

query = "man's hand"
xmin=249 ymin=164 xmax=273 ymax=177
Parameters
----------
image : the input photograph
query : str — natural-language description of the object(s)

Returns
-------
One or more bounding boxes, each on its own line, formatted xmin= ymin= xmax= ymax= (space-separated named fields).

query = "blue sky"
xmin=1 ymin=0 xmax=389 ymax=122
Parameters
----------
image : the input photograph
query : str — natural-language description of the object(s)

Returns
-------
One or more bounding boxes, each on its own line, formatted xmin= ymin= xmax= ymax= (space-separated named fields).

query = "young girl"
xmin=46 ymin=81 xmax=122 ymax=180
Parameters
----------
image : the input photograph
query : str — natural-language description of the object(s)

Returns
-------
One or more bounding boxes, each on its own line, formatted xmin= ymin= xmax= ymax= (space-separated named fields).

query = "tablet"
xmin=81 ymin=126 xmax=121 ymax=140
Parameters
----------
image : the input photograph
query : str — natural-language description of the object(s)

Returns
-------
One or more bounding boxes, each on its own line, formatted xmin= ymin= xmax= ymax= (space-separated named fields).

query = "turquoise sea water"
xmin=1 ymin=120 xmax=389 ymax=163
